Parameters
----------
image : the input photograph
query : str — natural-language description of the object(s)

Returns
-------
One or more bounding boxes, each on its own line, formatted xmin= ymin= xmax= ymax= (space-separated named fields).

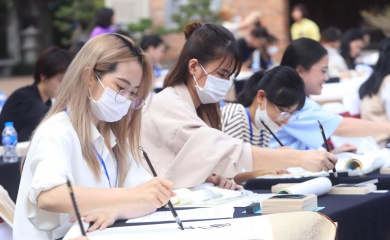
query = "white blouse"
xmin=13 ymin=111 xmax=152 ymax=240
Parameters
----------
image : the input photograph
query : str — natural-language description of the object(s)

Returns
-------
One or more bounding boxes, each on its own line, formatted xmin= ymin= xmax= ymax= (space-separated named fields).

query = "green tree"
xmin=170 ymin=0 xmax=220 ymax=32
xmin=53 ymin=0 xmax=104 ymax=47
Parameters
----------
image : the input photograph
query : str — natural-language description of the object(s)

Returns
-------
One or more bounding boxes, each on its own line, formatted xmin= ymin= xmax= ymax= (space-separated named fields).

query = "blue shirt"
xmin=270 ymin=97 xmax=343 ymax=150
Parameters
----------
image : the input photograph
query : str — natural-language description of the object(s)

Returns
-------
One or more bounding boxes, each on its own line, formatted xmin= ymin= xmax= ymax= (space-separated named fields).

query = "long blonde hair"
xmin=31 ymin=34 xmax=153 ymax=186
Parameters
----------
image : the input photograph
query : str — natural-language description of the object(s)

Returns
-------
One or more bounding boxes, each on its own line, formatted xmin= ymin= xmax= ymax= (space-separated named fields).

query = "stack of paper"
xmin=171 ymin=183 xmax=253 ymax=206
xmin=261 ymin=194 xmax=317 ymax=215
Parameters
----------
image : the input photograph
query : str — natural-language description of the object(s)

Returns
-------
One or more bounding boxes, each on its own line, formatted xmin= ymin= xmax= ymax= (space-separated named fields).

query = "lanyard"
xmin=92 ymin=145 xmax=118 ymax=188
xmin=245 ymin=107 xmax=253 ymax=144
xmin=65 ymin=108 xmax=118 ymax=188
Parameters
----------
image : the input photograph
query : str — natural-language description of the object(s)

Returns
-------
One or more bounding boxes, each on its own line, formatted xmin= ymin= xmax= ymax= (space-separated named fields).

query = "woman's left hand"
xmin=206 ymin=174 xmax=243 ymax=190
xmin=70 ymin=208 xmax=118 ymax=232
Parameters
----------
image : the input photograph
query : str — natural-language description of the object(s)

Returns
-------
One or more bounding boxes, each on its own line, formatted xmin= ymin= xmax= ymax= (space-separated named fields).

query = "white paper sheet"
xmin=66 ymin=215 xmax=273 ymax=240
xmin=126 ymin=206 xmax=234 ymax=224
xmin=277 ymin=177 xmax=332 ymax=196
xmin=256 ymin=167 xmax=329 ymax=179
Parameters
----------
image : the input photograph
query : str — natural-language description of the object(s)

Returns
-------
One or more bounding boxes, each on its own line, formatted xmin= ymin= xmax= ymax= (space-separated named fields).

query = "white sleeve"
xmin=123 ymin=156 xmax=153 ymax=187
xmin=25 ymin=127 xmax=74 ymax=231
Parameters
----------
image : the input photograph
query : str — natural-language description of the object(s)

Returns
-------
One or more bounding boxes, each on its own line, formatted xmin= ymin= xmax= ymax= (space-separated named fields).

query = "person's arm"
xmin=251 ymin=147 xmax=337 ymax=173
xmin=37 ymin=177 xmax=174 ymax=220
xmin=333 ymin=117 xmax=390 ymax=137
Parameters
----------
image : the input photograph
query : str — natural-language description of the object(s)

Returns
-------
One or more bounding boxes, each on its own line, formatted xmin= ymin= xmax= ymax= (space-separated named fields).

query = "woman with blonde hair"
xmin=13 ymin=34 xmax=174 ymax=240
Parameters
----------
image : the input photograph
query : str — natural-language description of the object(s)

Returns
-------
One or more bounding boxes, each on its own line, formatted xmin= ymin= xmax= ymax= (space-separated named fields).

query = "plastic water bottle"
xmin=2 ymin=122 xmax=18 ymax=162
xmin=0 ymin=91 xmax=6 ymax=113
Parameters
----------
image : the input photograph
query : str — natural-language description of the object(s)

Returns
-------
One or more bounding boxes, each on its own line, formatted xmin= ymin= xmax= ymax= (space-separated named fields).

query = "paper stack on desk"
xmin=170 ymin=183 xmax=252 ymax=207
xmin=261 ymin=194 xmax=317 ymax=215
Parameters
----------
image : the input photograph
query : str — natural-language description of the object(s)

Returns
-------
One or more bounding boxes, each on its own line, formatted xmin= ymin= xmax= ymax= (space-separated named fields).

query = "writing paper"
xmin=125 ymin=207 xmax=234 ymax=224
xmin=277 ymin=177 xmax=332 ymax=196
xmin=71 ymin=215 xmax=273 ymax=240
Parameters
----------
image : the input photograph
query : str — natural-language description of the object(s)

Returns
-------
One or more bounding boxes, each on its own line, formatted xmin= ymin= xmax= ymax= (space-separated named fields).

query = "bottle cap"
xmin=4 ymin=122 xmax=13 ymax=127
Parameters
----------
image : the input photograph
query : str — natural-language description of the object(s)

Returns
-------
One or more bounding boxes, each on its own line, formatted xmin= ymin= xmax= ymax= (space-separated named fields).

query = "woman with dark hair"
xmin=273 ymin=37 xmax=390 ymax=151
xmin=222 ymin=66 xmax=305 ymax=148
xmin=89 ymin=8 xmax=115 ymax=39
xmin=340 ymin=28 xmax=365 ymax=70
xmin=0 ymin=46 xmax=72 ymax=142
xmin=290 ymin=3 xmax=320 ymax=41
xmin=141 ymin=22 xmax=337 ymax=190
xmin=359 ymin=38 xmax=390 ymax=147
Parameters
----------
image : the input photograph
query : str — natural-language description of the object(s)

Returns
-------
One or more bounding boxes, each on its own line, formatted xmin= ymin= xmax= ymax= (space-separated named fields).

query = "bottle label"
xmin=2 ymin=135 xmax=17 ymax=146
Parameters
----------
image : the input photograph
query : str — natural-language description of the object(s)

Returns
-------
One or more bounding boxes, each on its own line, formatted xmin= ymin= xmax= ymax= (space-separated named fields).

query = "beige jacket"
xmin=360 ymin=75 xmax=390 ymax=147
xmin=141 ymin=84 xmax=253 ymax=189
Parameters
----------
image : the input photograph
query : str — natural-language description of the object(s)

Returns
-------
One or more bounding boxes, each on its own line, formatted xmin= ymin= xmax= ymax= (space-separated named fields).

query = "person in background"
xmin=237 ymin=27 xmax=269 ymax=71
xmin=290 ymin=3 xmax=320 ymax=41
xmin=260 ymin=34 xmax=279 ymax=70
xmin=272 ymin=37 xmax=390 ymax=152
xmin=0 ymin=46 xmax=72 ymax=142
xmin=221 ymin=67 xmax=305 ymax=183
xmin=140 ymin=34 xmax=167 ymax=80
xmin=218 ymin=6 xmax=261 ymax=38
xmin=13 ymin=34 xmax=174 ymax=240
xmin=89 ymin=8 xmax=115 ymax=39
xmin=320 ymin=26 xmax=347 ymax=79
xmin=359 ymin=38 xmax=390 ymax=147
xmin=141 ymin=22 xmax=337 ymax=190
xmin=340 ymin=28 xmax=365 ymax=70
xmin=222 ymin=67 xmax=305 ymax=149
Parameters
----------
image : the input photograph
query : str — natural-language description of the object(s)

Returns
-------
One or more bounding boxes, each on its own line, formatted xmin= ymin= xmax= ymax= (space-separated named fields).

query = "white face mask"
xmin=254 ymin=100 xmax=281 ymax=133
xmin=267 ymin=46 xmax=279 ymax=56
xmin=193 ymin=64 xmax=232 ymax=104
xmin=89 ymin=74 xmax=131 ymax=122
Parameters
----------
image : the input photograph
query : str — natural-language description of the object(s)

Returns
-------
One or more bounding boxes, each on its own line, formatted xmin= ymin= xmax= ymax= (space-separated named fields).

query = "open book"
xmin=170 ymin=183 xmax=252 ymax=206
xmin=335 ymin=149 xmax=390 ymax=176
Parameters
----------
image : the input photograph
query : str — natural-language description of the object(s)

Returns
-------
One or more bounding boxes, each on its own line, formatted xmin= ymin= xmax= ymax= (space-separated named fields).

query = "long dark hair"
xmin=359 ymin=38 xmax=390 ymax=99
xmin=164 ymin=22 xmax=242 ymax=129
xmin=340 ymin=28 xmax=364 ymax=69
xmin=237 ymin=66 xmax=305 ymax=110
xmin=281 ymin=38 xmax=327 ymax=70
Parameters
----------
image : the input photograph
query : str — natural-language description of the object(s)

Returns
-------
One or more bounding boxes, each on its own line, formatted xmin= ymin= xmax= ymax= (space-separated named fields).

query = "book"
xmin=329 ymin=183 xmax=377 ymax=195
xmin=0 ymin=185 xmax=15 ymax=227
xmin=261 ymin=194 xmax=317 ymax=215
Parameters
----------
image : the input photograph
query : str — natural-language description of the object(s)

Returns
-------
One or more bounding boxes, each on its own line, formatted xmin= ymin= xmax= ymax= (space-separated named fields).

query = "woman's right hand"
xmin=299 ymin=150 xmax=338 ymax=172
xmin=132 ymin=177 xmax=175 ymax=208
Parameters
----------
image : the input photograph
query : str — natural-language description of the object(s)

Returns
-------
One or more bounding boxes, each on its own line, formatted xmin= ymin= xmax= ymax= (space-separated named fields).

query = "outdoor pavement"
xmin=0 ymin=75 xmax=32 ymax=97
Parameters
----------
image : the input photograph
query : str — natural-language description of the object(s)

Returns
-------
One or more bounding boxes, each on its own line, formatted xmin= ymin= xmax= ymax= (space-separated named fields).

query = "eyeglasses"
xmin=95 ymin=72 xmax=145 ymax=110
xmin=272 ymin=103 xmax=297 ymax=121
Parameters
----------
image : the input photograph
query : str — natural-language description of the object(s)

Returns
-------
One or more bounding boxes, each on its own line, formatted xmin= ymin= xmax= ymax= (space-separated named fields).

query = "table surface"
xmin=108 ymin=190 xmax=390 ymax=240
xmin=244 ymin=170 xmax=390 ymax=191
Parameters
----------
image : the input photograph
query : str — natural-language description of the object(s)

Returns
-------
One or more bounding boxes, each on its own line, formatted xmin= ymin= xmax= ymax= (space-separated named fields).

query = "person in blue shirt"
xmin=272 ymin=38 xmax=390 ymax=150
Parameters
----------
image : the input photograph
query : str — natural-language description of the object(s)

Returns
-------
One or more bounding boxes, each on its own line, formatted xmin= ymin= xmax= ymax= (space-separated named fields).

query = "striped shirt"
xmin=221 ymin=103 xmax=270 ymax=147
